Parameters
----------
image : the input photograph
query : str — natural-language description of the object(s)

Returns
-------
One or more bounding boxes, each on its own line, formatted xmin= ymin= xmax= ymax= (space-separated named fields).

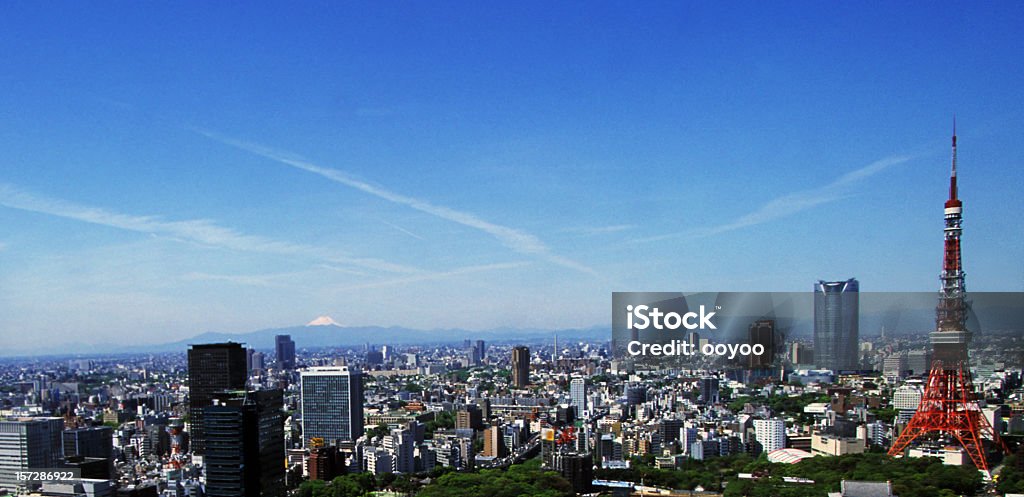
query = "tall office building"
xmin=570 ymin=378 xmax=587 ymax=417
xmin=475 ymin=340 xmax=486 ymax=361
xmin=188 ymin=343 xmax=247 ymax=454
xmin=204 ymin=389 xmax=284 ymax=497
xmin=465 ymin=344 xmax=481 ymax=366
xmin=748 ymin=320 xmax=775 ymax=369
xmin=0 ymin=417 xmax=64 ymax=493
xmin=275 ymin=335 xmax=296 ymax=370
xmin=813 ymin=279 xmax=859 ymax=371
xmin=251 ymin=352 xmax=265 ymax=372
xmin=511 ymin=346 xmax=530 ymax=388
xmin=300 ymin=367 xmax=364 ymax=447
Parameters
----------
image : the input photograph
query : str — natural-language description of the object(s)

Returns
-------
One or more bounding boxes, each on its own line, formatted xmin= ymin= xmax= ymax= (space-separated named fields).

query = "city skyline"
xmin=2 ymin=3 xmax=1024 ymax=350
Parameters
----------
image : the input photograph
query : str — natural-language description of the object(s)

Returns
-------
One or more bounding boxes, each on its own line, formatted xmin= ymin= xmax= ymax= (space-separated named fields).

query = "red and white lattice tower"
xmin=888 ymin=122 xmax=1008 ymax=472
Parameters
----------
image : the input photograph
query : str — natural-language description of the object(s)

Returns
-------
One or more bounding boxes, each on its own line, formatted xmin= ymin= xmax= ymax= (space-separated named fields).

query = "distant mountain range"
xmin=6 ymin=292 xmax=1021 ymax=359
xmin=2 ymin=320 xmax=609 ymax=358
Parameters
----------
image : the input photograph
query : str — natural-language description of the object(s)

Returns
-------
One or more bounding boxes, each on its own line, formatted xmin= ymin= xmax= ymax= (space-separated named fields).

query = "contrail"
xmin=196 ymin=129 xmax=596 ymax=275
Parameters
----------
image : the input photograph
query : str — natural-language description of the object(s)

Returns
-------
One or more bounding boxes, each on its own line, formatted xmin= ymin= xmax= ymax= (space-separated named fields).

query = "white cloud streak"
xmin=195 ymin=129 xmax=596 ymax=275
xmin=563 ymin=224 xmax=635 ymax=236
xmin=0 ymin=183 xmax=419 ymax=274
xmin=375 ymin=218 xmax=426 ymax=241
xmin=330 ymin=261 xmax=531 ymax=292
xmin=633 ymin=154 xmax=913 ymax=243
xmin=181 ymin=271 xmax=281 ymax=287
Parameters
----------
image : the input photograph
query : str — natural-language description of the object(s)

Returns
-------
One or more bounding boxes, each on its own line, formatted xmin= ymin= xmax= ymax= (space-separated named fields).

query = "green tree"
xmin=328 ymin=476 xmax=363 ymax=497
xmin=417 ymin=465 xmax=573 ymax=497
xmin=367 ymin=423 xmax=390 ymax=439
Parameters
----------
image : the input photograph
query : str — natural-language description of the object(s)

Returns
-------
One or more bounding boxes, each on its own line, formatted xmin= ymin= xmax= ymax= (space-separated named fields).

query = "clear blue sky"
xmin=1 ymin=3 xmax=1022 ymax=349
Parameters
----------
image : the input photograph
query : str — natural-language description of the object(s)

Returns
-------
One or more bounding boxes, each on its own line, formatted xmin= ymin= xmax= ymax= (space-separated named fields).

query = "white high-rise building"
xmin=570 ymin=378 xmax=587 ymax=417
xmin=753 ymin=418 xmax=786 ymax=453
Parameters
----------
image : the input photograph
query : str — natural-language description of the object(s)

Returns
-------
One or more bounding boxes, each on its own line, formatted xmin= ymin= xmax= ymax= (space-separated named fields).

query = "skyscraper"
xmin=511 ymin=346 xmax=530 ymax=388
xmin=813 ymin=279 xmax=859 ymax=371
xmin=748 ymin=319 xmax=775 ymax=369
xmin=475 ymin=340 xmax=486 ymax=362
xmin=204 ymin=389 xmax=284 ymax=497
xmin=570 ymin=378 xmax=587 ymax=417
xmin=300 ymin=366 xmax=364 ymax=447
xmin=275 ymin=335 xmax=296 ymax=370
xmin=188 ymin=343 xmax=248 ymax=454
xmin=0 ymin=417 xmax=64 ymax=493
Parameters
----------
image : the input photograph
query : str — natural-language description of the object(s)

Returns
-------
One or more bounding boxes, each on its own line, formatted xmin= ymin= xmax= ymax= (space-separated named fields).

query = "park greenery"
xmin=724 ymin=452 xmax=983 ymax=497
xmin=728 ymin=392 xmax=831 ymax=423
xmin=294 ymin=447 xmax=988 ymax=497
xmin=417 ymin=462 xmax=573 ymax=497
xmin=997 ymin=454 xmax=1024 ymax=494
xmin=597 ymin=454 xmax=753 ymax=491
xmin=295 ymin=458 xmax=572 ymax=497
xmin=599 ymin=453 xmax=984 ymax=497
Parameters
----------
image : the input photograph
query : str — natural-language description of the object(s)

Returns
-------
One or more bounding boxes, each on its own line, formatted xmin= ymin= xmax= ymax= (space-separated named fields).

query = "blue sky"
xmin=1 ymin=3 xmax=1022 ymax=349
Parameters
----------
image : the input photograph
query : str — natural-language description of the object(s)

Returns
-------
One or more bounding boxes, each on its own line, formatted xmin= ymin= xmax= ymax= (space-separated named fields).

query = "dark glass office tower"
xmin=188 ymin=343 xmax=247 ymax=454
xmin=204 ymin=389 xmax=284 ymax=497
xmin=748 ymin=319 xmax=775 ymax=369
xmin=813 ymin=279 xmax=859 ymax=371
xmin=275 ymin=335 xmax=296 ymax=370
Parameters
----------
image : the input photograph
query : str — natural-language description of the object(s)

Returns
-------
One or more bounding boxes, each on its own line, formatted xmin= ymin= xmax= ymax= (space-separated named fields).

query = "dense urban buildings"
xmin=1 ymin=130 xmax=1020 ymax=497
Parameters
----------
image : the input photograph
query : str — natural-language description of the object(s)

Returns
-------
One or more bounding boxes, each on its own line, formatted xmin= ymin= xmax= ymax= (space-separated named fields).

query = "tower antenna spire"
xmin=952 ymin=116 xmax=957 ymax=177
xmin=948 ymin=117 xmax=960 ymax=204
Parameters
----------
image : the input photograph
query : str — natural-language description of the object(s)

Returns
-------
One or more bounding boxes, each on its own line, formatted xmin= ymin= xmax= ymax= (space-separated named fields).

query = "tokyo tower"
xmin=888 ymin=122 xmax=1008 ymax=472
